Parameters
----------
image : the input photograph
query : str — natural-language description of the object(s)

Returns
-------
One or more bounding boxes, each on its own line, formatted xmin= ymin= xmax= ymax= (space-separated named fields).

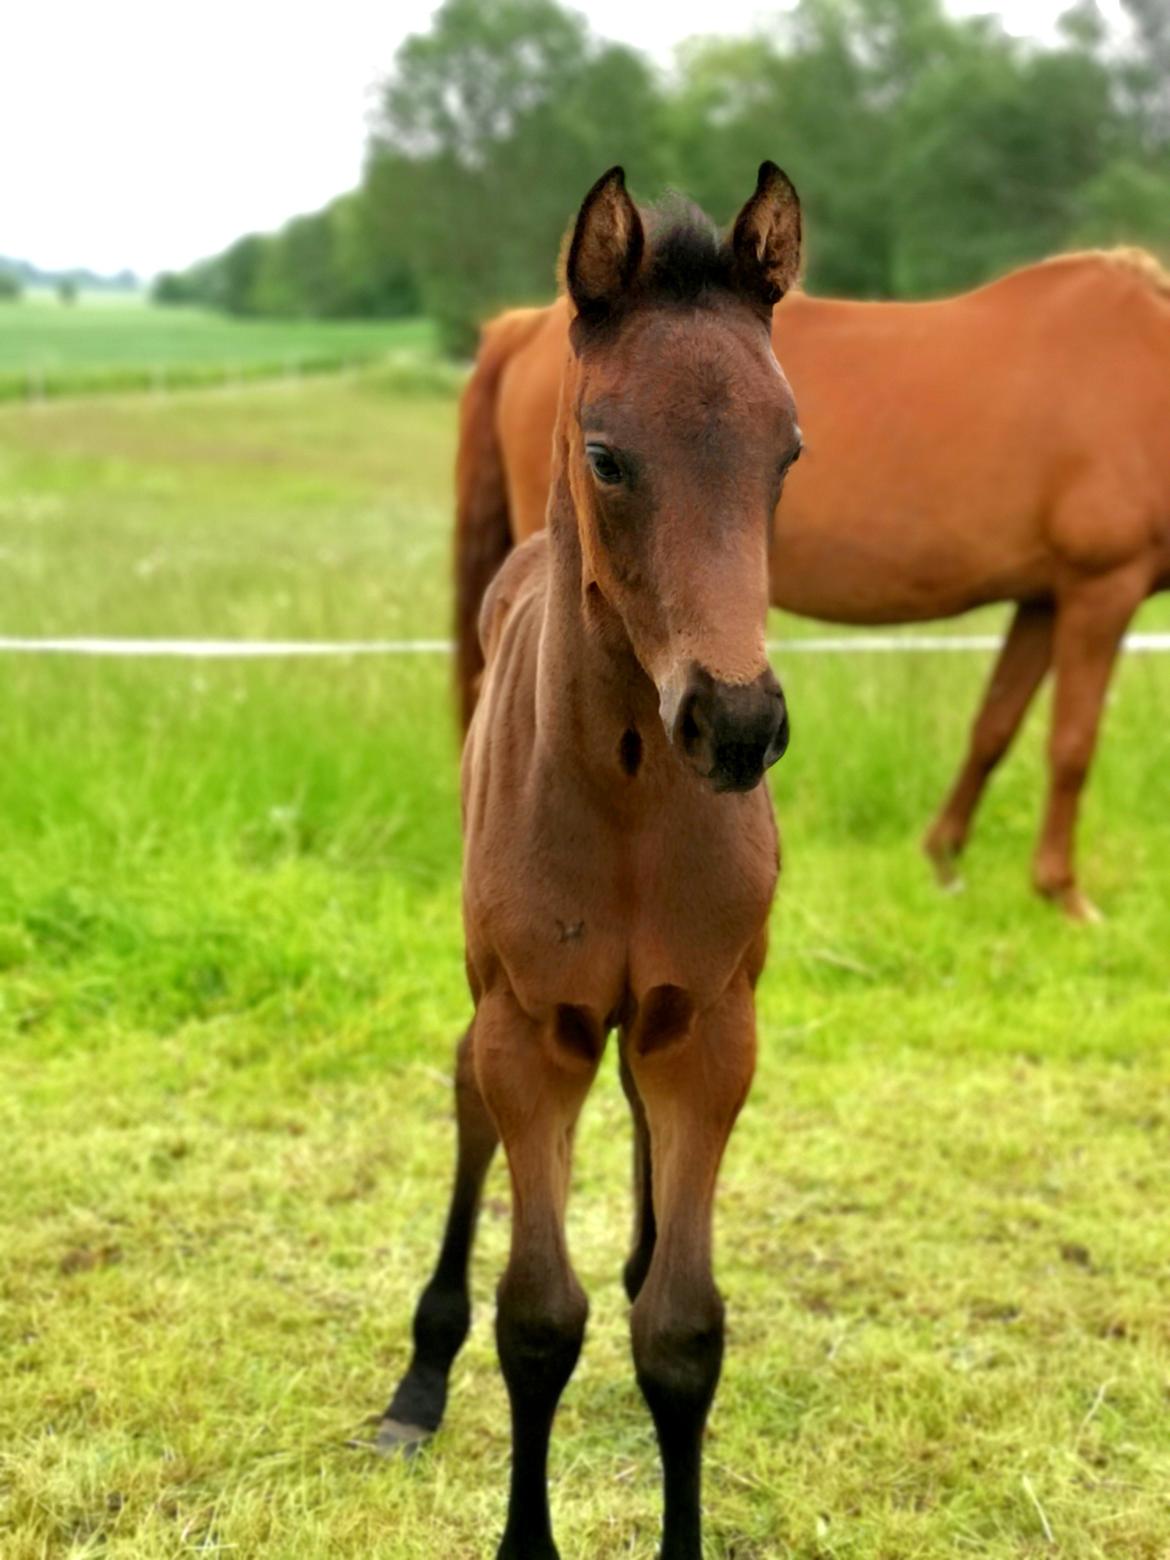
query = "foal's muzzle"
xmin=662 ymin=664 xmax=789 ymax=792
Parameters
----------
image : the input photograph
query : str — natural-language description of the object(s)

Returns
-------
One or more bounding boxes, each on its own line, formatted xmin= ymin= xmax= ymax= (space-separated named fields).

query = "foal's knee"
xmin=497 ymin=1266 xmax=588 ymax=1407
xmin=632 ymin=1285 xmax=725 ymax=1423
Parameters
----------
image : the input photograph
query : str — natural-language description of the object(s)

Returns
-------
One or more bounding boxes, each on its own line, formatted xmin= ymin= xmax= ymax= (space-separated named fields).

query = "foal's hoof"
xmin=371 ymin=1416 xmax=434 ymax=1457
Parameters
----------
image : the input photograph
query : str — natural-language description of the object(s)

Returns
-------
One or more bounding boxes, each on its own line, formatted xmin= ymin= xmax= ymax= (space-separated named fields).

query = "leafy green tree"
xmin=0 ymin=269 xmax=20 ymax=301
xmin=1119 ymin=0 xmax=1170 ymax=146
xmin=890 ymin=26 xmax=1115 ymax=294
xmin=328 ymin=189 xmax=420 ymax=317
xmin=152 ymin=271 xmax=200 ymax=305
xmin=1074 ymin=156 xmax=1170 ymax=250
xmin=150 ymin=0 xmax=1170 ymax=333
xmin=368 ymin=0 xmax=669 ymax=352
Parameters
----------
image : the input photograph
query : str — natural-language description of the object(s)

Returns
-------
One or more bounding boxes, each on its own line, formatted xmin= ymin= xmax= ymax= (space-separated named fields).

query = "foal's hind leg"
xmin=924 ymin=600 xmax=1054 ymax=888
xmin=379 ymin=1025 xmax=498 ymax=1452
xmin=619 ymin=1049 xmax=656 ymax=1303
xmin=1033 ymin=567 xmax=1146 ymax=921
xmin=625 ymin=973 xmax=758 ymax=1560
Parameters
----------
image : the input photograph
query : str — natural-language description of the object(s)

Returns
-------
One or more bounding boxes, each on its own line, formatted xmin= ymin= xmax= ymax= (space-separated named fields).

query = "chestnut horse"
xmin=454 ymin=248 xmax=1170 ymax=920
xmin=380 ymin=164 xmax=803 ymax=1559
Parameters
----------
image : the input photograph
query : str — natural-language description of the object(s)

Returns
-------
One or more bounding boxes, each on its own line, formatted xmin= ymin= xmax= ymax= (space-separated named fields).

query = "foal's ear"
xmin=565 ymin=166 xmax=644 ymax=321
xmin=729 ymin=162 xmax=802 ymax=310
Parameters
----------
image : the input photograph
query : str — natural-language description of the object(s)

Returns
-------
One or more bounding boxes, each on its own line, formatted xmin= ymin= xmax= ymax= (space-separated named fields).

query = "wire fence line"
xmin=2 ymin=633 xmax=1170 ymax=659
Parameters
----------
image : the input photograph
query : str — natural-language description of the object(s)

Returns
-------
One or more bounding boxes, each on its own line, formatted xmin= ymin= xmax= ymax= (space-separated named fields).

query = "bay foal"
xmin=380 ymin=164 xmax=803 ymax=1558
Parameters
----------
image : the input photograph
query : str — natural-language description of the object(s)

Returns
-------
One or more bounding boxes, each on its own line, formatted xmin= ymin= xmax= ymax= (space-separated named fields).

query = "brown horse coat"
xmin=382 ymin=164 xmax=804 ymax=1560
xmin=457 ymin=251 xmax=1170 ymax=917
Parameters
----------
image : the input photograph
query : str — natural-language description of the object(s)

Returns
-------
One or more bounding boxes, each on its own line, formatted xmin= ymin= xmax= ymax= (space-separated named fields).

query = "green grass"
xmin=1 ymin=379 xmax=1169 ymax=1558
xmin=0 ymin=295 xmax=438 ymax=402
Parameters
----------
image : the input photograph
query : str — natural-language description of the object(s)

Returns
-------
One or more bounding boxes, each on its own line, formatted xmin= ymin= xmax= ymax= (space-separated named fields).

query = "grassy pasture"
xmin=0 ymin=295 xmax=437 ymax=402
xmin=1 ymin=375 xmax=1169 ymax=1559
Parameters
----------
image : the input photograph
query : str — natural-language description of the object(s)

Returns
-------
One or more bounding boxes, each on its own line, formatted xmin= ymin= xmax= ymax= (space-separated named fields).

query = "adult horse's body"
xmin=381 ymin=165 xmax=804 ymax=1559
xmin=455 ymin=250 xmax=1170 ymax=919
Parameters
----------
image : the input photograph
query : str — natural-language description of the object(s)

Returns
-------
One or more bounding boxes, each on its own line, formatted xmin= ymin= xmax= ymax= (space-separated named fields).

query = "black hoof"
xmin=370 ymin=1416 xmax=434 ymax=1458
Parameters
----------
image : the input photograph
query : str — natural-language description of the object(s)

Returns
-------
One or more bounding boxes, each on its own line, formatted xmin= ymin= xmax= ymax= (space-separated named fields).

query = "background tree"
xmin=366 ymin=0 xmax=669 ymax=352
xmin=157 ymin=0 xmax=1170 ymax=347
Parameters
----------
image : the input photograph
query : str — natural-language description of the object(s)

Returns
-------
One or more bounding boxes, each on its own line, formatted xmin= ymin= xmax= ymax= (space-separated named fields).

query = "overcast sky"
xmin=2 ymin=0 xmax=1123 ymax=278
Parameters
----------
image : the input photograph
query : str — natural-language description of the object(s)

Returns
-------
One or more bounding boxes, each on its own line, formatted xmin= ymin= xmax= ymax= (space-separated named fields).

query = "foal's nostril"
xmin=672 ymin=686 xmax=715 ymax=764
xmin=679 ymin=697 xmax=704 ymax=758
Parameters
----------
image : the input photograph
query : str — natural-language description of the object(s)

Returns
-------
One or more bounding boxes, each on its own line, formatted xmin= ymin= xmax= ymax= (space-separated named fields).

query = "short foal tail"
xmin=453 ymin=309 xmax=542 ymax=733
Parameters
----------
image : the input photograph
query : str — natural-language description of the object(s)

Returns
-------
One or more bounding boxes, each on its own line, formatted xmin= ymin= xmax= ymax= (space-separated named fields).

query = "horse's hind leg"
xmin=924 ymin=600 xmax=1054 ymax=887
xmin=618 ymin=1049 xmax=656 ymax=1302
xmin=379 ymin=1024 xmax=498 ymax=1452
xmin=625 ymin=974 xmax=758 ymax=1560
xmin=1033 ymin=567 xmax=1146 ymax=921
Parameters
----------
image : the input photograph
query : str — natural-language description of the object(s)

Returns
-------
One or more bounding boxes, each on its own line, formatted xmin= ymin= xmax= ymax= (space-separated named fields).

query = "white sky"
xmin=2 ymin=0 xmax=1123 ymax=278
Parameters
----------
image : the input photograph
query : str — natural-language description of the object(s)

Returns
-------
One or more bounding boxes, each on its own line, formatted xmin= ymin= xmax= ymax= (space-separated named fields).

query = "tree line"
xmin=155 ymin=0 xmax=1170 ymax=354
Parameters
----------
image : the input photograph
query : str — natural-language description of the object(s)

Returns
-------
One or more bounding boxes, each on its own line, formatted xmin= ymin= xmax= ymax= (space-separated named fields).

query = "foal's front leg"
xmin=476 ymin=987 xmax=605 ymax=1560
xmin=624 ymin=974 xmax=758 ymax=1560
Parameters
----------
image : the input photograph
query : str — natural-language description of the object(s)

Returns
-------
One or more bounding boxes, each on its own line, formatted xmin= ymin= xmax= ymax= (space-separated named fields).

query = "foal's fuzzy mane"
xmin=638 ymin=195 xmax=735 ymax=304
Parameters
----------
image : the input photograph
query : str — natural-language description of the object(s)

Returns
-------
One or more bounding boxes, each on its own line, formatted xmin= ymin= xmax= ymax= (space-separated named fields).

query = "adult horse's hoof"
xmin=1036 ymin=876 xmax=1104 ymax=923
xmin=1057 ymin=887 xmax=1104 ymax=925
xmin=923 ymin=831 xmax=964 ymax=892
xmin=371 ymin=1416 xmax=433 ymax=1457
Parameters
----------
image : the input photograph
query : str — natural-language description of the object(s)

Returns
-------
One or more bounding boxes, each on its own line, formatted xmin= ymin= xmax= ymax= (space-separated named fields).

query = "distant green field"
xmin=0 ymin=294 xmax=438 ymax=401
xmin=2 ymin=378 xmax=1169 ymax=1558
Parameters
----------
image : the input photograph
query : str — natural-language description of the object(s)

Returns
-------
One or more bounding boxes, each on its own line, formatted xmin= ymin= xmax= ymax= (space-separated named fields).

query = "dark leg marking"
xmin=379 ymin=1028 xmax=498 ymax=1452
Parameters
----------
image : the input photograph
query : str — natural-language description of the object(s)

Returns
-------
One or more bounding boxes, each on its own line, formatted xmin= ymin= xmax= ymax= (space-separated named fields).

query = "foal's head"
xmin=561 ymin=163 xmax=803 ymax=793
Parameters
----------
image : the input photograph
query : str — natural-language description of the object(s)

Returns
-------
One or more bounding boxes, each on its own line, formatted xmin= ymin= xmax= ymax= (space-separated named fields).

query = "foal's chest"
xmin=463 ymin=776 xmax=779 ymax=1021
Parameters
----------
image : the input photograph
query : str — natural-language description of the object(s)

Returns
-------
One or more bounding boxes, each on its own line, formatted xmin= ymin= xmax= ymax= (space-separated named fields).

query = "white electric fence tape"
xmin=1 ymin=634 xmax=1169 ymax=658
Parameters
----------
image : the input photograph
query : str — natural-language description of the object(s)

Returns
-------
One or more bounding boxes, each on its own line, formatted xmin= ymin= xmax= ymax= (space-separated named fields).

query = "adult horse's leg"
xmin=477 ymin=988 xmax=603 ymax=1560
xmin=1033 ymin=566 xmax=1147 ymax=921
xmin=619 ymin=1049 xmax=656 ymax=1303
xmin=379 ymin=1025 xmax=498 ymax=1451
xmin=924 ymin=600 xmax=1054 ymax=887
xmin=625 ymin=976 xmax=757 ymax=1560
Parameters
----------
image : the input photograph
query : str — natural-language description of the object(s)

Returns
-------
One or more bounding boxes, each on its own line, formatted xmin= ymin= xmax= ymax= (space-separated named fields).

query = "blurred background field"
xmin=1 ymin=371 xmax=1169 ymax=1558
xmin=3 ymin=0 xmax=1170 ymax=1554
xmin=0 ymin=296 xmax=436 ymax=402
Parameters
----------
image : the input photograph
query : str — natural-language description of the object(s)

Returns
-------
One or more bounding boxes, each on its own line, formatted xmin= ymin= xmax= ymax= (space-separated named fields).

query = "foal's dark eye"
xmin=586 ymin=443 xmax=624 ymax=486
xmin=781 ymin=441 xmax=803 ymax=476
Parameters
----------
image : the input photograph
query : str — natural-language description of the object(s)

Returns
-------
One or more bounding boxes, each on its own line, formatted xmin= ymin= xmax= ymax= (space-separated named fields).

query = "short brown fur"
xmin=383 ymin=164 xmax=803 ymax=1560
xmin=457 ymin=246 xmax=1170 ymax=919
